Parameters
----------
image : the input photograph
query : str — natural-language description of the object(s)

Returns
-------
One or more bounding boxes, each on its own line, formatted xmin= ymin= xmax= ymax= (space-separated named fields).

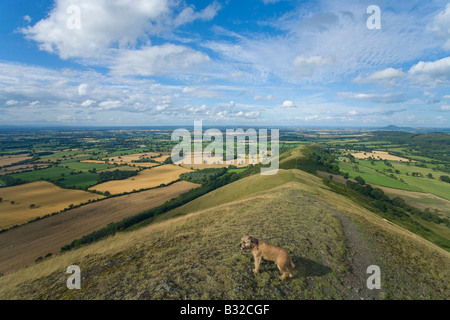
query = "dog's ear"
xmin=248 ymin=236 xmax=254 ymax=243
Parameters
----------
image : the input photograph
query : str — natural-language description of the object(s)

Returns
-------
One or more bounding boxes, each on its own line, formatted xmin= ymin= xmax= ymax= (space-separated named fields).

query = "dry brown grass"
xmin=105 ymin=152 xmax=160 ymax=163
xmin=351 ymin=150 xmax=410 ymax=162
xmin=176 ymin=154 xmax=253 ymax=170
xmin=80 ymin=160 xmax=106 ymax=164
xmin=0 ymin=164 xmax=49 ymax=175
xmin=151 ymin=154 xmax=170 ymax=162
xmin=0 ymin=154 xmax=32 ymax=167
xmin=0 ymin=181 xmax=104 ymax=229
xmin=89 ymin=164 xmax=192 ymax=194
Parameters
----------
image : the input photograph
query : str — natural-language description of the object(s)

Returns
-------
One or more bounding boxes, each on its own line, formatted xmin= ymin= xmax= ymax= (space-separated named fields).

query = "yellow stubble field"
xmin=0 ymin=154 xmax=33 ymax=167
xmin=0 ymin=181 xmax=104 ymax=229
xmin=351 ymin=150 xmax=410 ymax=162
xmin=89 ymin=164 xmax=193 ymax=194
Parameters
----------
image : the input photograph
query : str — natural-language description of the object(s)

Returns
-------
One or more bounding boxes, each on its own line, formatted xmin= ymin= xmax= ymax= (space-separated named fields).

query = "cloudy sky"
xmin=0 ymin=0 xmax=450 ymax=127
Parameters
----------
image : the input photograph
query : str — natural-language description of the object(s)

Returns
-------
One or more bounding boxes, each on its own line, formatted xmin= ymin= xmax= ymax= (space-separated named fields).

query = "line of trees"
xmin=97 ymin=169 xmax=139 ymax=184
xmin=346 ymin=177 xmax=450 ymax=228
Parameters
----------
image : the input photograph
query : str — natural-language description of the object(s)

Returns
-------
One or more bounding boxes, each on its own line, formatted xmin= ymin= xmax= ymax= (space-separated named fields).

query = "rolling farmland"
xmin=89 ymin=164 xmax=193 ymax=194
xmin=0 ymin=180 xmax=200 ymax=274
xmin=0 ymin=181 xmax=104 ymax=229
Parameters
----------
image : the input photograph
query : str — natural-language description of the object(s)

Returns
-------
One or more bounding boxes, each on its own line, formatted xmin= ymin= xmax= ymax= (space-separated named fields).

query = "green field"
xmin=8 ymin=166 xmax=73 ymax=182
xmin=338 ymin=161 xmax=420 ymax=192
xmin=337 ymin=156 xmax=450 ymax=200
xmin=57 ymin=173 xmax=99 ymax=188
xmin=227 ymin=168 xmax=246 ymax=174
xmin=60 ymin=161 xmax=115 ymax=172
xmin=2 ymin=166 xmax=99 ymax=189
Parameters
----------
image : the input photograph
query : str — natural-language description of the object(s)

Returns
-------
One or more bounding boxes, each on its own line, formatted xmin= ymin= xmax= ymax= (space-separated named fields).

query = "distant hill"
xmin=379 ymin=125 xmax=416 ymax=131
xmin=378 ymin=125 xmax=450 ymax=133
xmin=0 ymin=146 xmax=449 ymax=300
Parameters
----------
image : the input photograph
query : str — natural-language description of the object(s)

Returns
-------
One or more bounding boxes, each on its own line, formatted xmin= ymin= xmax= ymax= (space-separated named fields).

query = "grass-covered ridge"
xmin=0 ymin=167 xmax=449 ymax=299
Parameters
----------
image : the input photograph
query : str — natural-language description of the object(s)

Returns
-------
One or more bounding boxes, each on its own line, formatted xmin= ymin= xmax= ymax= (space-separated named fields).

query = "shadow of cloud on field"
xmin=293 ymin=256 xmax=332 ymax=277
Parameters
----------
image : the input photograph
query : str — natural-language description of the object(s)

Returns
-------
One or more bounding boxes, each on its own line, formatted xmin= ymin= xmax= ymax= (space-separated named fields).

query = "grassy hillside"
xmin=0 ymin=166 xmax=449 ymax=299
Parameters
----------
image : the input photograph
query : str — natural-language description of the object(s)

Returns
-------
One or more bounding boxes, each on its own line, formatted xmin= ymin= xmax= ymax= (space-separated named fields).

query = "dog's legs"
xmin=277 ymin=258 xmax=294 ymax=280
xmin=253 ymin=256 xmax=262 ymax=274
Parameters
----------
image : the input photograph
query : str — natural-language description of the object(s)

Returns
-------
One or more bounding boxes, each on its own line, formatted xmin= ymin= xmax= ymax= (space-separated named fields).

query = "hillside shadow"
xmin=293 ymin=256 xmax=332 ymax=277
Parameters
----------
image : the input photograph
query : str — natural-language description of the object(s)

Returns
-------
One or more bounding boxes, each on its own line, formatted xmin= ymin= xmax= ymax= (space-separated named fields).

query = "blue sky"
xmin=0 ymin=0 xmax=450 ymax=127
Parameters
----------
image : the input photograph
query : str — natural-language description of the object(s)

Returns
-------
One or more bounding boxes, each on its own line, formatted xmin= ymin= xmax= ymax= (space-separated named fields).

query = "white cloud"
xmin=156 ymin=105 xmax=169 ymax=111
xmin=110 ymin=44 xmax=210 ymax=76
xmin=408 ymin=56 xmax=450 ymax=83
xmin=292 ymin=55 xmax=334 ymax=77
xmin=78 ymin=83 xmax=87 ymax=96
xmin=355 ymin=68 xmax=405 ymax=83
xmin=187 ymin=104 xmax=207 ymax=114
xmin=57 ymin=114 xmax=74 ymax=122
xmin=5 ymin=100 xmax=18 ymax=106
xmin=81 ymin=99 xmax=95 ymax=107
xmin=281 ymin=100 xmax=296 ymax=108
xmin=428 ymin=3 xmax=450 ymax=50
xmin=262 ymin=0 xmax=281 ymax=4
xmin=296 ymin=115 xmax=319 ymax=121
xmin=254 ymin=94 xmax=274 ymax=101
xmin=20 ymin=0 xmax=219 ymax=79
xmin=174 ymin=2 xmax=221 ymax=27
xmin=98 ymin=100 xmax=121 ymax=110
xmin=293 ymin=55 xmax=334 ymax=68
xmin=22 ymin=0 xmax=171 ymax=59
xmin=245 ymin=111 xmax=260 ymax=118
xmin=182 ymin=86 xmax=218 ymax=98
xmin=441 ymin=105 xmax=450 ymax=111
xmin=23 ymin=15 xmax=32 ymax=24
xmin=229 ymin=71 xmax=246 ymax=79
xmin=338 ymin=92 xmax=406 ymax=104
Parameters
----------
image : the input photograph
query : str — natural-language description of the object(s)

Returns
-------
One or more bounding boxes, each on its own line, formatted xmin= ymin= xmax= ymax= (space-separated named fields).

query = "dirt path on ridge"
xmin=317 ymin=202 xmax=380 ymax=300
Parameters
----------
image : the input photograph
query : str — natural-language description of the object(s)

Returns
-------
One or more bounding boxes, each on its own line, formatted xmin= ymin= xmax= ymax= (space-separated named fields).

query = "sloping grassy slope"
xmin=148 ymin=168 xmax=324 ymax=224
xmin=0 ymin=169 xmax=448 ymax=299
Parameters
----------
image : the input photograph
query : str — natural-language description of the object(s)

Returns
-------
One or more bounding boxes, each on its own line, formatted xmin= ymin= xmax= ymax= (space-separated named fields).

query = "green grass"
xmin=39 ymin=150 xmax=89 ymax=159
xmin=58 ymin=173 xmax=99 ymax=189
xmin=338 ymin=157 xmax=450 ymax=201
xmin=227 ymin=168 xmax=247 ymax=174
xmin=60 ymin=161 xmax=114 ymax=172
xmin=104 ymin=148 xmax=148 ymax=157
xmin=6 ymin=166 xmax=99 ymax=189
xmin=391 ymin=163 xmax=450 ymax=200
xmin=339 ymin=161 xmax=420 ymax=192
xmin=9 ymin=166 xmax=73 ymax=182
xmin=157 ymin=169 xmax=322 ymax=223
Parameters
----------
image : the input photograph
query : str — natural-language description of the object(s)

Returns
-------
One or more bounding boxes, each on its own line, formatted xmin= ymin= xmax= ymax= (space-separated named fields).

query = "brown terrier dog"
xmin=240 ymin=235 xmax=295 ymax=280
